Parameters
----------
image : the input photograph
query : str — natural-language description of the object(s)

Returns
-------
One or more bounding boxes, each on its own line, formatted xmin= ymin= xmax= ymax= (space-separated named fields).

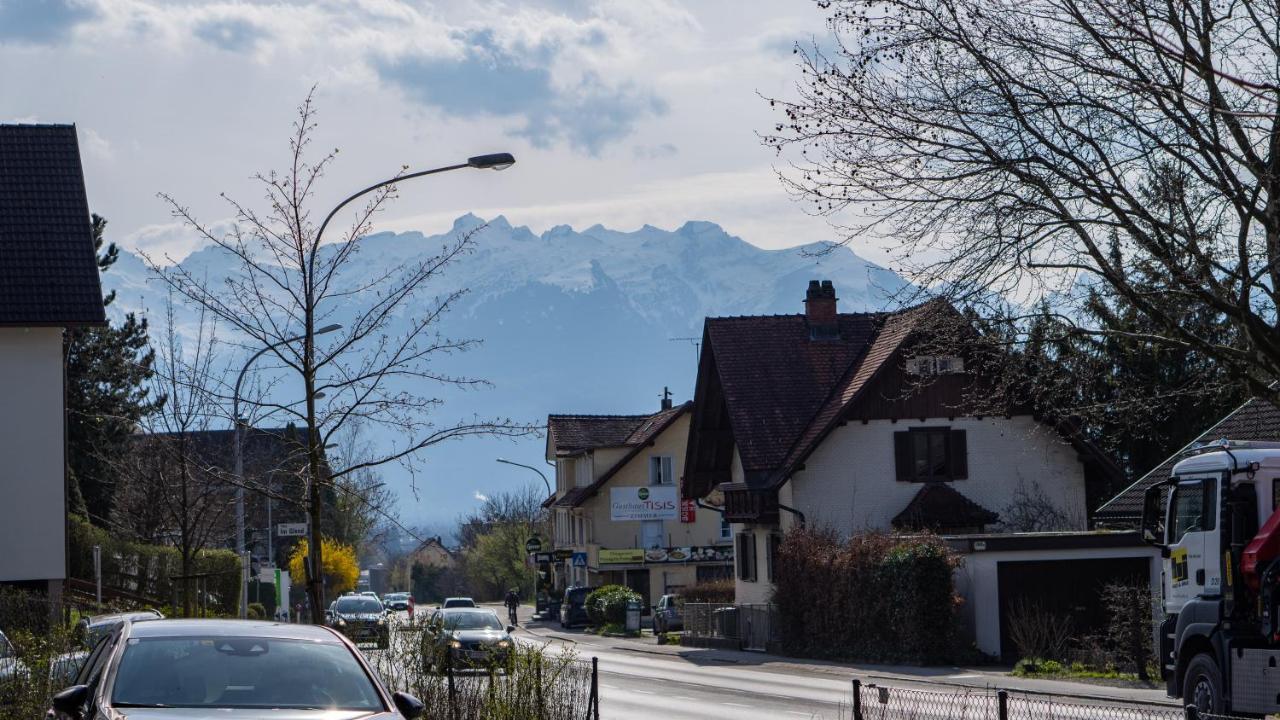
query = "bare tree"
xmin=112 ymin=294 xmax=233 ymax=615
xmin=768 ymin=0 xmax=1280 ymax=398
xmin=147 ymin=91 xmax=534 ymax=619
xmin=329 ymin=421 xmax=398 ymax=561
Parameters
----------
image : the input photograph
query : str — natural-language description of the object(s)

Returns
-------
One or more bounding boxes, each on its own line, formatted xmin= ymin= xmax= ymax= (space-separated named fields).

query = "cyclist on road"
xmin=504 ymin=588 xmax=520 ymax=626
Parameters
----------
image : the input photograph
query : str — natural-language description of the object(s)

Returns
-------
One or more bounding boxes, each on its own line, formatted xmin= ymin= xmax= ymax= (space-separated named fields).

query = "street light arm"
xmin=314 ymin=163 xmax=469 ymax=247
xmin=496 ymin=458 xmax=552 ymax=497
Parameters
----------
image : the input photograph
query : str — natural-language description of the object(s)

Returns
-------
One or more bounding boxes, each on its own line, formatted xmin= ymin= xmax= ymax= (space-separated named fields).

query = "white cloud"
xmin=77 ymin=126 xmax=113 ymax=161
xmin=473 ymin=490 xmax=489 ymax=503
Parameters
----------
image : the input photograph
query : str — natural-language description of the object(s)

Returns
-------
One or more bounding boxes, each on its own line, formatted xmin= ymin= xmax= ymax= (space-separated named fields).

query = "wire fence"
xmin=683 ymin=602 xmax=780 ymax=650
xmin=366 ymin=616 xmax=600 ymax=720
xmin=852 ymin=680 xmax=1186 ymax=720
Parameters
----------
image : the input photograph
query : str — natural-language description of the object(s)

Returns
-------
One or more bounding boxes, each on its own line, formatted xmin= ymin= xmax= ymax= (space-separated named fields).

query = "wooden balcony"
xmin=723 ymin=484 xmax=779 ymax=524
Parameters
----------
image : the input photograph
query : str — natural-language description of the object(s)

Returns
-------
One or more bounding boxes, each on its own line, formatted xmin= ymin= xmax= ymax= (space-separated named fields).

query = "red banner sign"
xmin=680 ymin=499 xmax=696 ymax=523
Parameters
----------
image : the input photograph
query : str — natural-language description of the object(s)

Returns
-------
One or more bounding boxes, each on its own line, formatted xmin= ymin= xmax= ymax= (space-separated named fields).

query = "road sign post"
xmin=525 ymin=537 xmax=543 ymax=554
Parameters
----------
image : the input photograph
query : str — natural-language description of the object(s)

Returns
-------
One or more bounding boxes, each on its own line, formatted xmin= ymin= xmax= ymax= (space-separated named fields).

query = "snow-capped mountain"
xmin=104 ymin=215 xmax=911 ymax=527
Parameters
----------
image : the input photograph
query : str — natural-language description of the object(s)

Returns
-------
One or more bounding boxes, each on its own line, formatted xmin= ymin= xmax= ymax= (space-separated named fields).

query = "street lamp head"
xmin=468 ymin=153 xmax=516 ymax=171
xmin=316 ymin=323 xmax=343 ymax=335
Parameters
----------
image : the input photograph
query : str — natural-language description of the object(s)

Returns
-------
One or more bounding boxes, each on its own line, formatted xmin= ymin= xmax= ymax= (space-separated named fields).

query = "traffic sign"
xmin=525 ymin=537 xmax=543 ymax=553
xmin=277 ymin=523 xmax=308 ymax=537
xmin=571 ymin=552 xmax=588 ymax=567
xmin=554 ymin=548 xmax=574 ymax=560
xmin=533 ymin=552 xmax=554 ymax=563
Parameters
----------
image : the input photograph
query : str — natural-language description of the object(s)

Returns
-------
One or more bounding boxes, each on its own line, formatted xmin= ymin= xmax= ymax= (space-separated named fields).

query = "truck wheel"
xmin=1184 ymin=654 xmax=1225 ymax=715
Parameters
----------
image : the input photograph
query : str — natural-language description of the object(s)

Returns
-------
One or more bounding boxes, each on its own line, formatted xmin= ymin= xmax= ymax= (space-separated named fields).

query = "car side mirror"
xmin=51 ymin=684 xmax=89 ymax=719
xmin=392 ymin=691 xmax=426 ymax=719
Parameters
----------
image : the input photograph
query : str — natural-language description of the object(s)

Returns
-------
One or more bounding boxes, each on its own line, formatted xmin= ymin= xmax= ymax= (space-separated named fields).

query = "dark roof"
xmin=131 ymin=426 xmax=322 ymax=478
xmin=892 ymin=483 xmax=999 ymax=531
xmin=0 ymin=124 xmax=105 ymax=326
xmin=547 ymin=414 xmax=653 ymax=456
xmin=1095 ymin=397 xmax=1280 ymax=526
xmin=561 ymin=403 xmax=690 ymax=508
xmin=705 ymin=312 xmax=882 ymax=480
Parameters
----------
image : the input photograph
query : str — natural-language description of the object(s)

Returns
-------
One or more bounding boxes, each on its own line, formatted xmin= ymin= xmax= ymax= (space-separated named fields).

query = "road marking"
xmin=601 ymin=684 xmax=619 ymax=690
xmin=948 ymin=674 xmax=982 ymax=679
xmin=723 ymin=702 xmax=751 ymax=708
xmin=632 ymin=689 xmax=655 ymax=695
xmin=786 ymin=712 xmax=815 ymax=717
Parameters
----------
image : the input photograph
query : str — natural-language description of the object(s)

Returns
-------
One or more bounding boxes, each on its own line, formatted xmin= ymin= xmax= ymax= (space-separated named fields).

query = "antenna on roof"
xmin=669 ymin=336 xmax=700 ymax=372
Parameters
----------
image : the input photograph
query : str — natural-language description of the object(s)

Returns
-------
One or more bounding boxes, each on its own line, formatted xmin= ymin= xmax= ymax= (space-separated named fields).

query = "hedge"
xmin=772 ymin=528 xmax=961 ymax=663
xmin=67 ymin=516 xmax=241 ymax=614
xmin=585 ymin=585 xmax=641 ymax=627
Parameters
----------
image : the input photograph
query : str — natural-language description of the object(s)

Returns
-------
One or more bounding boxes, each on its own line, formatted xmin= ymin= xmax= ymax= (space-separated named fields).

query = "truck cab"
xmin=1142 ymin=440 xmax=1280 ymax=715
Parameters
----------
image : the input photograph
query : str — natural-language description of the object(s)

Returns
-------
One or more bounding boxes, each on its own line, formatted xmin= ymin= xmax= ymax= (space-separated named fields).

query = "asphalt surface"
xmin=368 ymin=604 xmax=1175 ymax=720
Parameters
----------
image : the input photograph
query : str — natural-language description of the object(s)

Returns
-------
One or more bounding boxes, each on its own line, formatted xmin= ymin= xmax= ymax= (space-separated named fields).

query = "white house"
xmin=0 ymin=125 xmax=106 ymax=599
xmin=682 ymin=281 xmax=1125 ymax=607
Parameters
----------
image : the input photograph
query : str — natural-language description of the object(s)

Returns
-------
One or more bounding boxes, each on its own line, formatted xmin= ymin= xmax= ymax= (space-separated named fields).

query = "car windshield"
xmin=442 ymin=612 xmax=503 ymax=631
xmin=111 ymin=636 xmax=383 ymax=710
xmin=444 ymin=599 xmax=475 ymax=607
xmin=334 ymin=597 xmax=382 ymax=614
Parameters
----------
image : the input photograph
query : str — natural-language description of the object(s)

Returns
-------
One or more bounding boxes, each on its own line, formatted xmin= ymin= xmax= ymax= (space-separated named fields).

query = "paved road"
xmin=372 ymin=604 xmax=1174 ymax=720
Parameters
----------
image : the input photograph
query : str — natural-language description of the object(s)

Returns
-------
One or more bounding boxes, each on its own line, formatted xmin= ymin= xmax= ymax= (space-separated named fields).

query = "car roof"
xmin=85 ymin=610 xmax=162 ymax=626
xmin=126 ymin=619 xmax=343 ymax=642
xmin=439 ymin=607 xmax=496 ymax=615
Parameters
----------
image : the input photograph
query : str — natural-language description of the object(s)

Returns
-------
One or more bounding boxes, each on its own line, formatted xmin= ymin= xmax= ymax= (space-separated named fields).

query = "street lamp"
xmin=300 ymin=152 xmax=516 ymax=624
xmin=496 ymin=457 xmax=552 ymax=497
xmin=235 ymin=323 xmax=342 ymax=618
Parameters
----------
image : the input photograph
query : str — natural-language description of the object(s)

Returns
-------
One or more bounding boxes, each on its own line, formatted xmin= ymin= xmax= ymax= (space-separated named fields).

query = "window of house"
xmin=905 ymin=356 xmax=965 ymax=375
xmin=736 ymin=532 xmax=757 ymax=582
xmin=766 ymin=534 xmax=782 ymax=583
xmin=894 ymin=427 xmax=967 ymax=482
xmin=649 ymin=456 xmax=674 ymax=485
xmin=641 ymin=520 xmax=664 ymax=549
xmin=719 ymin=517 xmax=732 ymax=541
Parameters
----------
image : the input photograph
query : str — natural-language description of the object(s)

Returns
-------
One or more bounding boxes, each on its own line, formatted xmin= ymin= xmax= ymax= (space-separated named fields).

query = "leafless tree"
xmin=147 ymin=90 xmax=535 ymax=619
xmin=328 ymin=421 xmax=398 ymax=561
xmin=112 ymin=294 xmax=233 ymax=615
xmin=768 ymin=0 xmax=1280 ymax=397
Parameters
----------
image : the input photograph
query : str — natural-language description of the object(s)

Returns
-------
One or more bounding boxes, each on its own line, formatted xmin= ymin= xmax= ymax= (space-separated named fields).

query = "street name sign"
xmin=277 ymin=523 xmax=308 ymax=537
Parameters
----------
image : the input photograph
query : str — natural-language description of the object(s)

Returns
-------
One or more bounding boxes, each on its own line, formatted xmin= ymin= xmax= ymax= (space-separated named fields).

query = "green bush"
xmin=772 ymin=528 xmax=961 ymax=663
xmin=247 ymin=602 xmax=266 ymax=620
xmin=584 ymin=585 xmax=640 ymax=627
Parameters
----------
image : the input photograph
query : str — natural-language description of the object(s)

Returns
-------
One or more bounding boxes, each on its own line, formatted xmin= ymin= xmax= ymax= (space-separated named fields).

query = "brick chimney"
xmin=804 ymin=280 xmax=839 ymax=339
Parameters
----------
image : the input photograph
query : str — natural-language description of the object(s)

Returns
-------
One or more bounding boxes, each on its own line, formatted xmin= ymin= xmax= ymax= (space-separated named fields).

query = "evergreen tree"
xmin=65 ymin=214 xmax=161 ymax=524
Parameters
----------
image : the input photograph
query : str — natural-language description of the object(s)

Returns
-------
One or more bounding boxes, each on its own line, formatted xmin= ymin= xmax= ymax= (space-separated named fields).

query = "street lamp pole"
xmin=301 ymin=152 xmax=517 ymax=624
xmin=234 ymin=324 xmax=341 ymax=618
xmin=496 ymin=458 xmax=552 ymax=497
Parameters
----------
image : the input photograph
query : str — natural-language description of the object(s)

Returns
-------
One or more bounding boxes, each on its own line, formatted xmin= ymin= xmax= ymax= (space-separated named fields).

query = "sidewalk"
xmin=516 ymin=614 xmax=1175 ymax=707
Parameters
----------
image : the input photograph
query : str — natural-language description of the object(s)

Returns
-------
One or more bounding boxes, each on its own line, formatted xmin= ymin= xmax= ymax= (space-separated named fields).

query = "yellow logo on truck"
xmin=1171 ymin=547 xmax=1189 ymax=583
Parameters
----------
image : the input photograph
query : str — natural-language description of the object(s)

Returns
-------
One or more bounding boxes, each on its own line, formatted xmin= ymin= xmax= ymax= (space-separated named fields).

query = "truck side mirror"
xmin=1141 ymin=484 xmax=1167 ymax=546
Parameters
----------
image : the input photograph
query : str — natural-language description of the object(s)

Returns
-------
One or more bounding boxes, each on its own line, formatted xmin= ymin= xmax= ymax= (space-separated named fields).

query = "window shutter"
xmin=894 ymin=431 xmax=912 ymax=482
xmin=949 ymin=429 xmax=968 ymax=479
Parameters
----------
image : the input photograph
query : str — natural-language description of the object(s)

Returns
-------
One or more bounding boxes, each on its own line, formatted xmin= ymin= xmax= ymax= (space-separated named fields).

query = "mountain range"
xmin=104 ymin=215 xmax=912 ymax=533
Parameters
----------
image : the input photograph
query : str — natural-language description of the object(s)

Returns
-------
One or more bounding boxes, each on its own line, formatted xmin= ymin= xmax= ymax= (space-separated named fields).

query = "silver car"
xmin=48 ymin=618 xmax=425 ymax=719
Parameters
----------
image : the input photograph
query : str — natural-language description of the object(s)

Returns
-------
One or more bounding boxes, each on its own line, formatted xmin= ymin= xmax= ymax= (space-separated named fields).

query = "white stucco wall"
xmin=0 ymin=327 xmax=66 ymax=583
xmin=954 ymin=545 xmax=1160 ymax=658
xmin=791 ymin=416 xmax=1088 ymax=535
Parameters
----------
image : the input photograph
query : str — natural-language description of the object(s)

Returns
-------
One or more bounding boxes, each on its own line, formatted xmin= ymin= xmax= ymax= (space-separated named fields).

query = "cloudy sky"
xmin=0 ymin=0 xmax=865 ymax=263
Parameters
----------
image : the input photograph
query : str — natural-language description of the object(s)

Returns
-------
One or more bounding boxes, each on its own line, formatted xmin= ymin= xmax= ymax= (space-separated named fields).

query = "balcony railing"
xmin=723 ymin=485 xmax=779 ymax=524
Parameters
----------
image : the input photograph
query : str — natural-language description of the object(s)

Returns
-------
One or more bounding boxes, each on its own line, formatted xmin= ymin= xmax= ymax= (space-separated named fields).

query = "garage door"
xmin=997 ymin=557 xmax=1149 ymax=664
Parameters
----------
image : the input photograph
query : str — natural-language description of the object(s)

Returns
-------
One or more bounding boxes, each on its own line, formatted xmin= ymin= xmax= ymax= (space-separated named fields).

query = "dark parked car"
xmin=327 ymin=595 xmax=390 ymax=649
xmin=653 ymin=594 xmax=683 ymax=633
xmin=47 ymin=618 xmax=425 ymax=718
xmin=559 ymin=586 xmax=596 ymax=629
xmin=425 ymin=608 xmax=514 ymax=669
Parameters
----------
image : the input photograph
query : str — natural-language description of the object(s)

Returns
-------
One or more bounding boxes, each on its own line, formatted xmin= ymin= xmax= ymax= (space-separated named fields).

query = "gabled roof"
xmin=549 ymin=403 xmax=691 ymax=509
xmin=893 ymin=483 xmax=999 ymax=531
xmin=0 ymin=124 xmax=106 ymax=327
xmin=772 ymin=302 xmax=942 ymax=483
xmin=703 ymin=311 xmax=882 ymax=481
xmin=546 ymin=414 xmax=654 ymax=457
xmin=1095 ymin=397 xmax=1280 ymax=526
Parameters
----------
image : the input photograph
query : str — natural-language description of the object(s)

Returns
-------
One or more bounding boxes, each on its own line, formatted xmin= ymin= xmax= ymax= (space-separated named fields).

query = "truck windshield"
xmin=1170 ymin=478 xmax=1216 ymax=542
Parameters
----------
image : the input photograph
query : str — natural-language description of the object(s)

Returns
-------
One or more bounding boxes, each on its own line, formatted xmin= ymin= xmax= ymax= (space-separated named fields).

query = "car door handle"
xmin=1196 ymin=569 xmax=1205 ymax=585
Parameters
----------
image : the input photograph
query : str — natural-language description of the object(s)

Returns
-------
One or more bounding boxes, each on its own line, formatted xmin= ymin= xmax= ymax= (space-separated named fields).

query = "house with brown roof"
xmin=545 ymin=394 xmax=732 ymax=611
xmin=0 ymin=125 xmax=107 ymax=599
xmin=683 ymin=280 xmax=1122 ymax=604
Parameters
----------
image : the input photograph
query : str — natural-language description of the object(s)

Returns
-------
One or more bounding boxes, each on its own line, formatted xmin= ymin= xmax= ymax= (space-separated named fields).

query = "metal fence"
xmin=853 ymin=680 xmax=1188 ymax=720
xmin=683 ymin=602 xmax=780 ymax=651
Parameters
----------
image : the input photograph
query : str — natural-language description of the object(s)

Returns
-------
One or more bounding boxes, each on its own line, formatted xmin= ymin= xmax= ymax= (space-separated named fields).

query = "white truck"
xmin=1141 ymin=440 xmax=1280 ymax=714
